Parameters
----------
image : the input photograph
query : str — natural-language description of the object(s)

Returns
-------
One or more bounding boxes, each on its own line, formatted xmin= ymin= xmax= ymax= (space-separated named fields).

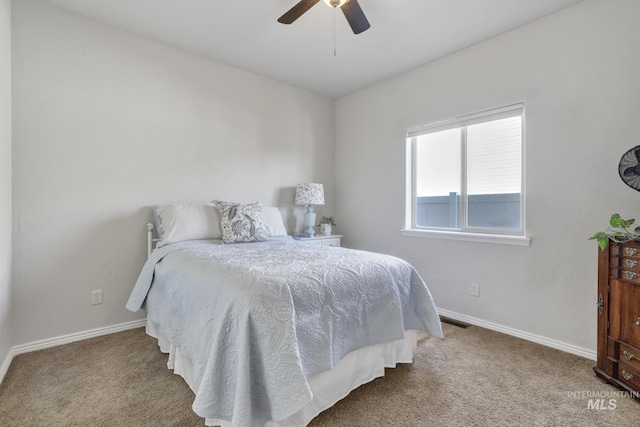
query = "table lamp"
xmin=295 ymin=183 xmax=325 ymax=236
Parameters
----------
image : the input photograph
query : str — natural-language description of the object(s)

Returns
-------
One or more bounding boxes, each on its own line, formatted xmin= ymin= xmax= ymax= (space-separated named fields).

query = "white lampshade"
xmin=295 ymin=183 xmax=325 ymax=206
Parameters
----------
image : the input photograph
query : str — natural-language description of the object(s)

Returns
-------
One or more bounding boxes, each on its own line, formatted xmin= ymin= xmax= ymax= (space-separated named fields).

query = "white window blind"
xmin=404 ymin=103 xmax=528 ymax=244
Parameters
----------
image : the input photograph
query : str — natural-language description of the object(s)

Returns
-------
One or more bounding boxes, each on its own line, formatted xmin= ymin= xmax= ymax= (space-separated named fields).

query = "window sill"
xmin=400 ymin=228 xmax=531 ymax=247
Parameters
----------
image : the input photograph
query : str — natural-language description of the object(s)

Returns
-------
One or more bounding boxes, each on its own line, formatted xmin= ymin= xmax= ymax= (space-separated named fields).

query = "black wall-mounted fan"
xmin=619 ymin=145 xmax=640 ymax=191
xmin=278 ymin=0 xmax=370 ymax=34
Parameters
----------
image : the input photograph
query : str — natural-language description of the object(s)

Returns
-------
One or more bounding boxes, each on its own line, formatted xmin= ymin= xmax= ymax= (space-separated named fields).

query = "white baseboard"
xmin=0 ymin=318 xmax=146 ymax=385
xmin=1 ymin=311 xmax=597 ymax=386
xmin=0 ymin=348 xmax=12 ymax=387
xmin=437 ymin=308 xmax=597 ymax=361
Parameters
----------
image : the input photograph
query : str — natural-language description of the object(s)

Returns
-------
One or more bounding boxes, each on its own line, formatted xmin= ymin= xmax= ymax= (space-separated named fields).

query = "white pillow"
xmin=261 ymin=207 xmax=288 ymax=237
xmin=153 ymin=202 xmax=222 ymax=247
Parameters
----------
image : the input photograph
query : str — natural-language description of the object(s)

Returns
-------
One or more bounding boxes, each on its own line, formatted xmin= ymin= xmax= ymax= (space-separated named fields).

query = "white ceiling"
xmin=37 ymin=0 xmax=584 ymax=99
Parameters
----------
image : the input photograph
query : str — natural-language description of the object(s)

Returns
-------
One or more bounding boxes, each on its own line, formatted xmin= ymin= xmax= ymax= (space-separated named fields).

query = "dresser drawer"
xmin=610 ymin=256 xmax=640 ymax=272
xmin=611 ymin=243 xmax=640 ymax=259
xmin=610 ymin=260 xmax=640 ymax=284
xmin=621 ymin=258 xmax=640 ymax=272
xmin=618 ymin=362 xmax=640 ymax=390
xmin=294 ymin=235 xmax=342 ymax=247
xmin=322 ymin=238 xmax=340 ymax=247
xmin=620 ymin=343 xmax=640 ymax=372
xmin=607 ymin=339 xmax=640 ymax=373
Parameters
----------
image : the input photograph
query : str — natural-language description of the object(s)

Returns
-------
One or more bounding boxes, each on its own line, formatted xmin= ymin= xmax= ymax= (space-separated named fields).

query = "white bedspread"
xmin=126 ymin=238 xmax=442 ymax=426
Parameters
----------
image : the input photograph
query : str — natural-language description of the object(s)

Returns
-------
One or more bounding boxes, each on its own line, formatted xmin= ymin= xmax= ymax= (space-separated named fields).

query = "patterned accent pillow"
xmin=214 ymin=201 xmax=269 ymax=244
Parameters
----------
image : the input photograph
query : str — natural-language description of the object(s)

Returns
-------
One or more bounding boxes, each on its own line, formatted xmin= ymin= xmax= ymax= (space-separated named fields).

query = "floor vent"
xmin=440 ymin=317 xmax=470 ymax=329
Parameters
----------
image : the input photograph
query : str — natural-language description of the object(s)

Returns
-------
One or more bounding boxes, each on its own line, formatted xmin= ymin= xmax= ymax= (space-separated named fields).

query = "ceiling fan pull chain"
xmin=333 ymin=7 xmax=337 ymax=56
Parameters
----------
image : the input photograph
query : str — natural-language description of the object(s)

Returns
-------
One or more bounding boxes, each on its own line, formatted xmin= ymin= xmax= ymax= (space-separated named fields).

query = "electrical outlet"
xmin=470 ymin=283 xmax=480 ymax=297
xmin=91 ymin=290 xmax=103 ymax=305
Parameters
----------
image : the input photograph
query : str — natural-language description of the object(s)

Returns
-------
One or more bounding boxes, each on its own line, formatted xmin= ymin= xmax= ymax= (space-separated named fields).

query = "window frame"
xmin=403 ymin=103 xmax=530 ymax=246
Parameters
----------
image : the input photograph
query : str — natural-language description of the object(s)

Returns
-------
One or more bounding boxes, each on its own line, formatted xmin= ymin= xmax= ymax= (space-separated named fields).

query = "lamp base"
xmin=304 ymin=206 xmax=316 ymax=236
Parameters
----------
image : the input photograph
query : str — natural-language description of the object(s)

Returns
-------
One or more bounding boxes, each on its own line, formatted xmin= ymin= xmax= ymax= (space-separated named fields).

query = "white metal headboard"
xmin=147 ymin=223 xmax=160 ymax=258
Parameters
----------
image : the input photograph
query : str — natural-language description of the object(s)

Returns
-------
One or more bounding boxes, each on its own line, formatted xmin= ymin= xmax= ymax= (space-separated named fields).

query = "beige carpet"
xmin=0 ymin=323 xmax=638 ymax=426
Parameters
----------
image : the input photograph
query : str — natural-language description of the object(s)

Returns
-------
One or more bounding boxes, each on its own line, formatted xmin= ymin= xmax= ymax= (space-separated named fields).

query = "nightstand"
xmin=294 ymin=234 xmax=342 ymax=247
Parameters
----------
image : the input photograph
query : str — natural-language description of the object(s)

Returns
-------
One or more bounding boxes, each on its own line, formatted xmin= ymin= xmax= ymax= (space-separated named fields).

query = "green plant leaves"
xmin=318 ymin=216 xmax=337 ymax=227
xmin=609 ymin=213 xmax=635 ymax=229
xmin=588 ymin=231 xmax=609 ymax=251
xmin=590 ymin=213 xmax=640 ymax=251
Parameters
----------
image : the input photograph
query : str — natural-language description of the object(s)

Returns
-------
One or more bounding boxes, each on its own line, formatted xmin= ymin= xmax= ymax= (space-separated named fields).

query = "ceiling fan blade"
xmin=341 ymin=0 xmax=370 ymax=34
xmin=278 ymin=0 xmax=321 ymax=24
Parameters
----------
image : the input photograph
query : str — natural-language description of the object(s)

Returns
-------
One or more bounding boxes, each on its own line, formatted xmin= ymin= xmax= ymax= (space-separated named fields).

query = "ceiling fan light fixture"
xmin=323 ymin=0 xmax=349 ymax=8
xmin=278 ymin=0 xmax=369 ymax=35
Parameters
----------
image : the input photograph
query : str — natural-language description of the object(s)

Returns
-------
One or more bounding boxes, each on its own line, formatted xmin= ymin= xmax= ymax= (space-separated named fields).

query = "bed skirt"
xmin=146 ymin=319 xmax=418 ymax=426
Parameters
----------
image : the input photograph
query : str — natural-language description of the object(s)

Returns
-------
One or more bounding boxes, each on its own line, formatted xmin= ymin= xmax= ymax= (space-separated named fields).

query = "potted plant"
xmin=318 ymin=216 xmax=337 ymax=236
xmin=589 ymin=213 xmax=640 ymax=251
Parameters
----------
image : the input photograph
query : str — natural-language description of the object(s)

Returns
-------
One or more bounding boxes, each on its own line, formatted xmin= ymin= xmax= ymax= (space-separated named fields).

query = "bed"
xmin=126 ymin=201 xmax=443 ymax=426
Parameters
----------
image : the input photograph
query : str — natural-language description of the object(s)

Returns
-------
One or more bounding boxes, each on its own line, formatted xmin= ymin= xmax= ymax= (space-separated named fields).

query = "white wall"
xmin=335 ymin=0 xmax=640 ymax=354
xmin=0 ymin=0 xmax=12 ymax=369
xmin=11 ymin=0 xmax=334 ymax=345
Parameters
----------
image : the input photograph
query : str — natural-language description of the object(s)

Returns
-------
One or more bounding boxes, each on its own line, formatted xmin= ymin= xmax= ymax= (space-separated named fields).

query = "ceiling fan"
xmin=278 ymin=0 xmax=371 ymax=35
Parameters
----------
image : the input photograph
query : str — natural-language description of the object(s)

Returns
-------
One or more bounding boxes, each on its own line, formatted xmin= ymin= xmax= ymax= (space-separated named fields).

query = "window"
xmin=404 ymin=103 xmax=529 ymax=246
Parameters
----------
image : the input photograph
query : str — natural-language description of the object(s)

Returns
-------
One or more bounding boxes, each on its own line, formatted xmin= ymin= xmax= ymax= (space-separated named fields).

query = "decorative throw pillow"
xmin=214 ymin=201 xmax=269 ymax=244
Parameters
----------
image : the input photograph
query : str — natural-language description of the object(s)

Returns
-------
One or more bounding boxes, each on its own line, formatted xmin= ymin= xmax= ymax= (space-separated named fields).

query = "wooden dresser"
xmin=594 ymin=240 xmax=640 ymax=395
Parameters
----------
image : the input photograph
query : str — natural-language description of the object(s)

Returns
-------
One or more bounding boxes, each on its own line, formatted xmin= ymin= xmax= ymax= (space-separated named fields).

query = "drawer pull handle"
xmin=624 ymin=271 xmax=637 ymax=280
xmin=625 ymin=247 xmax=638 ymax=256
xmin=637 ymin=317 xmax=640 ymax=326
xmin=626 ymin=259 xmax=638 ymax=268
xmin=622 ymin=370 xmax=634 ymax=381
xmin=623 ymin=350 xmax=636 ymax=361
